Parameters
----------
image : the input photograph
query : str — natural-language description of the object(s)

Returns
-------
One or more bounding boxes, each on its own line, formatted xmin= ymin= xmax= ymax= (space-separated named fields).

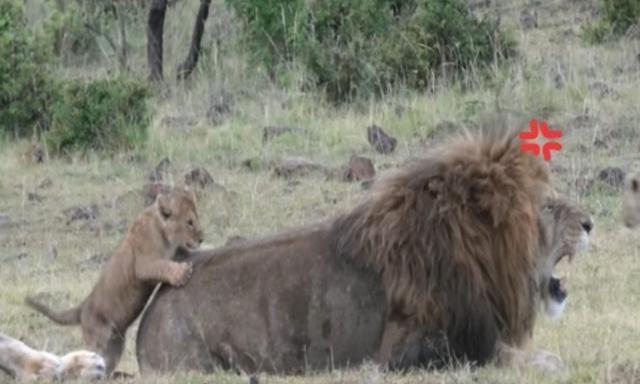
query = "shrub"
xmin=226 ymin=0 xmax=514 ymax=102
xmin=583 ymin=0 xmax=640 ymax=43
xmin=46 ymin=77 xmax=150 ymax=154
xmin=0 ymin=0 xmax=54 ymax=137
xmin=45 ymin=2 xmax=101 ymax=65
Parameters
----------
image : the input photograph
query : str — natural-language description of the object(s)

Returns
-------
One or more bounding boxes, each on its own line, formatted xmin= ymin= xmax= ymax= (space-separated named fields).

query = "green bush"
xmin=0 ymin=0 xmax=54 ymax=137
xmin=46 ymin=77 xmax=150 ymax=154
xmin=226 ymin=0 xmax=514 ymax=102
xmin=45 ymin=2 xmax=101 ymax=65
xmin=583 ymin=0 xmax=640 ymax=43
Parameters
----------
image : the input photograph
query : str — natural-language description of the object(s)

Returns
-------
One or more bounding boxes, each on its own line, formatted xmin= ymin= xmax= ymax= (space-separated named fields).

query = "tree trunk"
xmin=117 ymin=4 xmax=128 ymax=72
xmin=177 ymin=0 xmax=212 ymax=81
xmin=147 ymin=0 xmax=168 ymax=81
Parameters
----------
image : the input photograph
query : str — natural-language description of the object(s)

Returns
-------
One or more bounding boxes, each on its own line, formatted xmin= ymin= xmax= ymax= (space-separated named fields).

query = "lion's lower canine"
xmin=26 ymin=187 xmax=204 ymax=375
xmin=137 ymin=130 xmax=566 ymax=374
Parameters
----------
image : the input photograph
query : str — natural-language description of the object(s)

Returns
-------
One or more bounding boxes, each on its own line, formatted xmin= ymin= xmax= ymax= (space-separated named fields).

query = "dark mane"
xmin=330 ymin=128 xmax=550 ymax=364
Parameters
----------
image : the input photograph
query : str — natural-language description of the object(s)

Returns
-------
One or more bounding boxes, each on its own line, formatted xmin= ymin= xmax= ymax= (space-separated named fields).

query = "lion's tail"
xmin=24 ymin=296 xmax=81 ymax=325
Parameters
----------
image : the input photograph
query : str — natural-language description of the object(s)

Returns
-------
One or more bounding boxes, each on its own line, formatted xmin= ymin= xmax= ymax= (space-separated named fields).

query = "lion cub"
xmin=26 ymin=187 xmax=204 ymax=375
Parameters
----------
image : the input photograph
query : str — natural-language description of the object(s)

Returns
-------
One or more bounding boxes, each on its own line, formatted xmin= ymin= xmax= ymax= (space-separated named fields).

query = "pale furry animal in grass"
xmin=0 ymin=332 xmax=105 ymax=381
xmin=25 ymin=186 xmax=204 ymax=376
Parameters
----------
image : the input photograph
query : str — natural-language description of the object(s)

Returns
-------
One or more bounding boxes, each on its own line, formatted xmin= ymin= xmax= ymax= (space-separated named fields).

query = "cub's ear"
xmin=183 ymin=185 xmax=197 ymax=203
xmin=157 ymin=194 xmax=172 ymax=219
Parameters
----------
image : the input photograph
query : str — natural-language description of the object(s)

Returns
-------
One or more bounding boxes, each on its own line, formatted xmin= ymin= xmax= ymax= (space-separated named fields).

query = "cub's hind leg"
xmin=81 ymin=314 xmax=125 ymax=376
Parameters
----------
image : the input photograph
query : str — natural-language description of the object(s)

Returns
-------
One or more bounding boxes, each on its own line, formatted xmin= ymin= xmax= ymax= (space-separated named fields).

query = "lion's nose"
xmin=581 ymin=218 xmax=593 ymax=234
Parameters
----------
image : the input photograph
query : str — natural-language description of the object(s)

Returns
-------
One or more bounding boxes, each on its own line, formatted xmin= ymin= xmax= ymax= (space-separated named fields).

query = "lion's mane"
xmin=331 ymin=129 xmax=550 ymax=365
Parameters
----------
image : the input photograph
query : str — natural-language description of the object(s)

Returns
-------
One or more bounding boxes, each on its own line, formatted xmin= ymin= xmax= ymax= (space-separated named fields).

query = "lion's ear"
xmin=157 ymin=194 xmax=172 ymax=219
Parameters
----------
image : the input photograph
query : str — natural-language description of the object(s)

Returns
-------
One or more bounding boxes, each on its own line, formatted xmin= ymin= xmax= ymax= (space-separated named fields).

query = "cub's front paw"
xmin=169 ymin=262 xmax=193 ymax=287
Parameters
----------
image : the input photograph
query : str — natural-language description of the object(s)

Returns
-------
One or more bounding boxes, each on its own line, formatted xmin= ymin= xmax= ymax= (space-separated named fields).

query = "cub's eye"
xmin=187 ymin=219 xmax=194 ymax=227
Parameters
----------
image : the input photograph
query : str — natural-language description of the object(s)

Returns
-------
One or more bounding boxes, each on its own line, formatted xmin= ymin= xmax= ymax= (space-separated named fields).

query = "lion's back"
xmin=136 ymin=224 xmax=387 ymax=374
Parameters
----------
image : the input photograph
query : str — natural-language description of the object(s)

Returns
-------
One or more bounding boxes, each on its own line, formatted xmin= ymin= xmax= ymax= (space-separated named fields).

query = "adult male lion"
xmin=136 ymin=130 xmax=591 ymax=374
xmin=26 ymin=187 xmax=203 ymax=376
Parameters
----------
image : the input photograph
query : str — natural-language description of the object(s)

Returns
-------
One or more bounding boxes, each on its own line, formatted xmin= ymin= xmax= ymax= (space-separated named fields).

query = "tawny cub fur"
xmin=25 ymin=187 xmax=204 ymax=375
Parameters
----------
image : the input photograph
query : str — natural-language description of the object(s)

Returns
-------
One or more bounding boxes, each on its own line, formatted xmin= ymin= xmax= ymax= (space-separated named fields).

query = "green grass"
xmin=2 ymin=0 xmax=640 ymax=382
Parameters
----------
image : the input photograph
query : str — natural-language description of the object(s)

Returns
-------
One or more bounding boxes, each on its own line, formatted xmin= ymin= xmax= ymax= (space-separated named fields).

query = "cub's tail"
xmin=25 ymin=296 xmax=81 ymax=325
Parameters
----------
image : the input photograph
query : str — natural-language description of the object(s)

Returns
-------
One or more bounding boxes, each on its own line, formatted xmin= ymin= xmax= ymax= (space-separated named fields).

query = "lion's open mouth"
xmin=545 ymin=252 xmax=573 ymax=319
xmin=548 ymin=275 xmax=567 ymax=302
xmin=549 ymin=252 xmax=572 ymax=302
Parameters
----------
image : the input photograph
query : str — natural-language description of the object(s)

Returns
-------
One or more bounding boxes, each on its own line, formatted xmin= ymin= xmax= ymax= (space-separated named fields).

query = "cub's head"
xmin=156 ymin=187 xmax=204 ymax=251
xmin=623 ymin=173 xmax=640 ymax=228
xmin=537 ymin=196 xmax=593 ymax=319
xmin=58 ymin=350 xmax=106 ymax=381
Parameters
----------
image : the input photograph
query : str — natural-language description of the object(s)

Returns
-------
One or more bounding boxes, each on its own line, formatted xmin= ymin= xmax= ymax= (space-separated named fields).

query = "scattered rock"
xmin=225 ymin=236 xmax=247 ymax=246
xmin=597 ymin=167 xmax=625 ymax=189
xmin=0 ymin=213 xmax=11 ymax=228
xmin=553 ymin=73 xmax=564 ymax=89
xmin=80 ymin=253 xmax=109 ymax=268
xmin=262 ymin=126 xmax=302 ymax=143
xmin=45 ymin=245 xmax=58 ymax=260
xmin=22 ymin=142 xmax=46 ymax=164
xmin=519 ymin=9 xmax=538 ymax=30
xmin=124 ymin=152 xmax=146 ymax=164
xmin=430 ymin=121 xmax=461 ymax=141
xmin=367 ymin=125 xmax=397 ymax=154
xmin=64 ymin=204 xmax=99 ymax=224
xmin=147 ymin=157 xmax=172 ymax=183
xmin=241 ymin=157 xmax=265 ymax=171
xmin=469 ymin=0 xmax=490 ymax=9
xmin=142 ymin=183 xmax=173 ymax=206
xmin=342 ymin=155 xmax=376 ymax=182
xmin=573 ymin=176 xmax=594 ymax=194
xmin=566 ymin=114 xmax=596 ymax=131
xmin=608 ymin=361 xmax=640 ymax=384
xmin=593 ymin=136 xmax=608 ymax=149
xmin=38 ymin=178 xmax=53 ymax=189
xmin=273 ymin=157 xmax=324 ymax=178
xmin=589 ymin=81 xmax=617 ymax=99
xmin=361 ymin=179 xmax=375 ymax=190
xmin=206 ymin=89 xmax=234 ymax=126
xmin=160 ymin=115 xmax=197 ymax=130
xmin=184 ymin=165 xmax=215 ymax=189
xmin=27 ymin=192 xmax=43 ymax=202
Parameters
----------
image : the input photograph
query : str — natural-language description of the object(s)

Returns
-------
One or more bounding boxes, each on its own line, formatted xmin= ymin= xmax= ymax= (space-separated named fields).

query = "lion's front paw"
xmin=169 ymin=262 xmax=193 ymax=287
xmin=529 ymin=349 xmax=564 ymax=373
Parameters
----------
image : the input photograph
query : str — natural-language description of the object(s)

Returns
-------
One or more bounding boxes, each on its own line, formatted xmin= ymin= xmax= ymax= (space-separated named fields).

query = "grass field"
xmin=2 ymin=0 xmax=640 ymax=382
